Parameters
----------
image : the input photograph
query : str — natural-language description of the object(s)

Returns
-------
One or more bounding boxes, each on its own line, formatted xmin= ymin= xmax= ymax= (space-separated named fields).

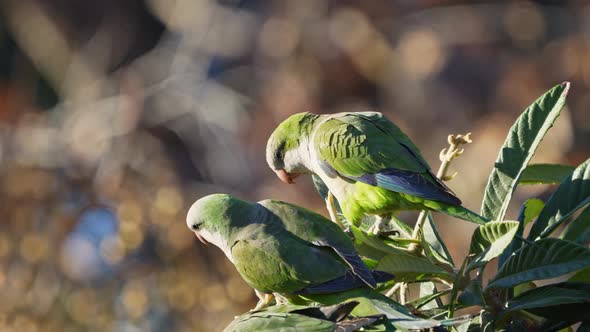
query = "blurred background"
xmin=0 ymin=0 xmax=589 ymax=330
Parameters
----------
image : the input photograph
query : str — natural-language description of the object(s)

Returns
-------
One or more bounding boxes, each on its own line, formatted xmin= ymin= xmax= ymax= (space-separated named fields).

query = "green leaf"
xmin=422 ymin=213 xmax=455 ymax=268
xmin=568 ymin=266 xmax=590 ymax=283
xmin=468 ymin=221 xmax=519 ymax=269
xmin=500 ymin=282 xmax=590 ymax=322
xmin=225 ymin=302 xmax=384 ymax=332
xmin=487 ymin=238 xmax=590 ymax=289
xmin=498 ymin=199 xmax=544 ymax=268
xmin=458 ymin=278 xmax=484 ymax=307
xmin=561 ymin=205 xmax=590 ymax=245
xmin=513 ymin=281 xmax=536 ymax=297
xmin=349 ymin=226 xmax=453 ymax=282
xmin=521 ymin=198 xmax=545 ymax=226
xmin=302 ymin=289 xmax=442 ymax=330
xmin=411 ymin=286 xmax=451 ymax=310
xmin=224 ymin=309 xmax=337 ymax=332
xmin=480 ymin=82 xmax=570 ymax=221
xmin=529 ymin=157 xmax=590 ymax=239
xmin=519 ymin=163 xmax=576 ymax=184
xmin=375 ymin=252 xmax=452 ymax=283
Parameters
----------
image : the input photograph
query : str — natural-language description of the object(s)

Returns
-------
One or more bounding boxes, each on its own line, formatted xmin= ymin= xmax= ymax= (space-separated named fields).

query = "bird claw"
xmin=441 ymin=172 xmax=458 ymax=181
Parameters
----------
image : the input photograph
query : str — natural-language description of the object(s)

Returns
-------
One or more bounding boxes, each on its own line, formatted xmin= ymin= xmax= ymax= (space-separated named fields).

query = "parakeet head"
xmin=186 ymin=193 xmax=248 ymax=251
xmin=266 ymin=112 xmax=320 ymax=184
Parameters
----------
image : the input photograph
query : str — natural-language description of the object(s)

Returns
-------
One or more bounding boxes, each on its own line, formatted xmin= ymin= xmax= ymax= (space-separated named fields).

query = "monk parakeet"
xmin=266 ymin=111 xmax=487 ymax=231
xmin=186 ymin=194 xmax=392 ymax=308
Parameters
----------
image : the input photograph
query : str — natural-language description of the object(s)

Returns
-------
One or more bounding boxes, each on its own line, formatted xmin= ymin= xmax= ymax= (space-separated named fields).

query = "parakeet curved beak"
xmin=194 ymin=232 xmax=208 ymax=245
xmin=275 ymin=169 xmax=299 ymax=184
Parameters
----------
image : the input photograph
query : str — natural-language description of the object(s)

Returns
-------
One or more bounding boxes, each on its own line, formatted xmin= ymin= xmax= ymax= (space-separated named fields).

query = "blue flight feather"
xmin=354 ymin=169 xmax=461 ymax=206
xmin=295 ymin=270 xmax=395 ymax=295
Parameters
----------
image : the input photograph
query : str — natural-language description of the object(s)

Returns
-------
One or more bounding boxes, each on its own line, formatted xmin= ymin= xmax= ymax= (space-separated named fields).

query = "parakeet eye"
xmin=191 ymin=224 xmax=199 ymax=231
xmin=275 ymin=150 xmax=283 ymax=160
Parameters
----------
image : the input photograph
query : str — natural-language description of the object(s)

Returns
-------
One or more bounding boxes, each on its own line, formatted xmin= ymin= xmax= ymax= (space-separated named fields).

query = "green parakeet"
xmin=186 ymin=194 xmax=393 ymax=300
xmin=266 ymin=111 xmax=487 ymax=227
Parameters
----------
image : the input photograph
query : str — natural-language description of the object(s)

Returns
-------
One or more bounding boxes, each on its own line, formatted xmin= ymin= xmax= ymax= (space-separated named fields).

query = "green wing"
xmin=231 ymin=230 xmax=347 ymax=294
xmin=258 ymin=199 xmax=377 ymax=287
xmin=314 ymin=112 xmax=461 ymax=205
xmin=314 ymin=112 xmax=429 ymax=177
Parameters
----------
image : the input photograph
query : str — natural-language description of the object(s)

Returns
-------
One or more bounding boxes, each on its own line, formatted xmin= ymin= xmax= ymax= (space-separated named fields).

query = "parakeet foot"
xmin=368 ymin=216 xmax=390 ymax=235
xmin=273 ymin=293 xmax=289 ymax=305
xmin=253 ymin=290 xmax=274 ymax=311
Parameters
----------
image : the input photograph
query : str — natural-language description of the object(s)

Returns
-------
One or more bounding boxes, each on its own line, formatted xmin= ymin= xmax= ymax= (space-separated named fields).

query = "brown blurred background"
xmin=0 ymin=0 xmax=588 ymax=331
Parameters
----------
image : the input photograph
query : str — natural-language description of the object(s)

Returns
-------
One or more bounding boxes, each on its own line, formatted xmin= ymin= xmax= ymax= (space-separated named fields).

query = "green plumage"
xmin=266 ymin=112 xmax=489 ymax=225
xmin=186 ymin=194 xmax=381 ymax=296
xmin=315 ymin=113 xmax=428 ymax=176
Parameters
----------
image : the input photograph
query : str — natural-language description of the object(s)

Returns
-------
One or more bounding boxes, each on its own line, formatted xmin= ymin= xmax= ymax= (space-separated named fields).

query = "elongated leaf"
xmin=349 ymin=226 xmax=453 ymax=282
xmin=481 ymin=82 xmax=570 ymax=221
xmin=224 ymin=311 xmax=336 ymax=332
xmin=412 ymin=284 xmax=451 ymax=310
xmin=375 ymin=252 xmax=452 ymax=283
xmin=500 ymin=282 xmax=590 ymax=322
xmin=568 ymin=266 xmax=590 ymax=283
xmin=422 ymin=213 xmax=455 ymax=268
xmin=519 ymin=163 xmax=576 ymax=184
xmin=350 ymin=225 xmax=406 ymax=260
xmin=303 ymin=289 xmax=441 ymax=330
xmin=468 ymin=221 xmax=519 ymax=269
xmin=560 ymin=205 xmax=590 ymax=244
xmin=513 ymin=281 xmax=536 ymax=297
xmin=487 ymin=238 xmax=590 ymax=289
xmin=529 ymin=157 xmax=590 ymax=239
xmin=498 ymin=199 xmax=544 ymax=268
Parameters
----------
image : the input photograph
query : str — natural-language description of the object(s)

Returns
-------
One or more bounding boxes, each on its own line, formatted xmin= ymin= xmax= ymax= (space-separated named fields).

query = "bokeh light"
xmin=0 ymin=1 xmax=588 ymax=330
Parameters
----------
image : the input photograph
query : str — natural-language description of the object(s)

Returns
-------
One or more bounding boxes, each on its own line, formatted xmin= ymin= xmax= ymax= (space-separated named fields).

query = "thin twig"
xmin=409 ymin=133 xmax=473 ymax=250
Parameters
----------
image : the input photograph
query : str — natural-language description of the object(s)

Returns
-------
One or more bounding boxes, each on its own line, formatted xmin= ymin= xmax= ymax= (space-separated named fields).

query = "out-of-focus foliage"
xmin=0 ymin=0 xmax=589 ymax=331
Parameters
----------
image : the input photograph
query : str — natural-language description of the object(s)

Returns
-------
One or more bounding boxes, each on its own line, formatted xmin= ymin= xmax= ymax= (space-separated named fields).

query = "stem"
xmin=385 ymin=282 xmax=401 ymax=298
xmin=399 ymin=282 xmax=407 ymax=304
xmin=448 ymin=256 xmax=470 ymax=319
xmin=409 ymin=133 xmax=473 ymax=250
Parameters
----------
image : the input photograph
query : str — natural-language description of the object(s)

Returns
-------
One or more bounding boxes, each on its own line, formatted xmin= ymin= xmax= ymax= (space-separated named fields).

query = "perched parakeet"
xmin=186 ymin=194 xmax=392 ymax=304
xmin=266 ymin=111 xmax=487 ymax=228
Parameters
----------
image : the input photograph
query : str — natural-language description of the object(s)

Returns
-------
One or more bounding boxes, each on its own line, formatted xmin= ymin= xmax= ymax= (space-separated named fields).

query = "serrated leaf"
xmin=469 ymin=221 xmax=519 ymax=269
xmin=498 ymin=199 xmax=544 ymax=268
xmin=519 ymin=163 xmax=576 ymax=184
xmin=481 ymin=82 xmax=570 ymax=221
xmin=561 ymin=205 xmax=590 ymax=245
xmin=422 ymin=213 xmax=455 ymax=268
xmin=487 ymin=238 xmax=590 ymax=289
xmin=500 ymin=282 xmax=590 ymax=322
xmin=529 ymin=157 xmax=590 ymax=239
